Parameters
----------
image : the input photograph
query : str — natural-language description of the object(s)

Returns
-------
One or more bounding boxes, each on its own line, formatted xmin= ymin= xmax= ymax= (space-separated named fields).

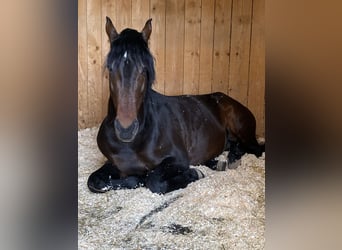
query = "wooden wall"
xmin=78 ymin=0 xmax=265 ymax=137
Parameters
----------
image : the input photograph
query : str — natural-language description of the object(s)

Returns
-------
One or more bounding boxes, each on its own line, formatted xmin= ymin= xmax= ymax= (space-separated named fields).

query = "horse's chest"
xmin=112 ymin=152 xmax=149 ymax=177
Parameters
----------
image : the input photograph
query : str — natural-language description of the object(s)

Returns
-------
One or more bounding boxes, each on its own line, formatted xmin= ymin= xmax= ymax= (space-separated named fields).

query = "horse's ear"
xmin=106 ymin=16 xmax=118 ymax=43
xmin=141 ymin=18 xmax=152 ymax=42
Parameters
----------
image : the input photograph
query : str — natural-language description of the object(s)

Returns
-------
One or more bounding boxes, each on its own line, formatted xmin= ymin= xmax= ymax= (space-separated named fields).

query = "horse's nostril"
xmin=114 ymin=119 xmax=123 ymax=131
xmin=114 ymin=119 xmax=139 ymax=142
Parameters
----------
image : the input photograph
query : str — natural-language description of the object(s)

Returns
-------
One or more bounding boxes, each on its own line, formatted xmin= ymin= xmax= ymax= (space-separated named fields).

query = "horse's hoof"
xmin=87 ymin=172 xmax=112 ymax=193
xmin=227 ymin=159 xmax=241 ymax=169
xmin=194 ymin=169 xmax=205 ymax=179
xmin=216 ymin=161 xmax=227 ymax=171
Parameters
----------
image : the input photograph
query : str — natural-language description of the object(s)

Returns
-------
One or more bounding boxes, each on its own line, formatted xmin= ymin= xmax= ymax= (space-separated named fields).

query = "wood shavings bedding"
xmin=78 ymin=127 xmax=265 ymax=249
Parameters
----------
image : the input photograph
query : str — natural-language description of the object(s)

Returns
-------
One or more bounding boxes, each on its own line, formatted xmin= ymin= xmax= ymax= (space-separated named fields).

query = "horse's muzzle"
xmin=114 ymin=118 xmax=139 ymax=143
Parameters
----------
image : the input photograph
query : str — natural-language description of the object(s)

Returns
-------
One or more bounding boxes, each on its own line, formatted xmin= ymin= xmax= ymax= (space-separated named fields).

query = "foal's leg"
xmin=87 ymin=161 xmax=144 ymax=193
xmin=145 ymin=157 xmax=204 ymax=194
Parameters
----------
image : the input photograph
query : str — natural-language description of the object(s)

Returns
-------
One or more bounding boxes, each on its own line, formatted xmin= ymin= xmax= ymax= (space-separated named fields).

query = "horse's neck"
xmin=139 ymin=89 xmax=156 ymax=126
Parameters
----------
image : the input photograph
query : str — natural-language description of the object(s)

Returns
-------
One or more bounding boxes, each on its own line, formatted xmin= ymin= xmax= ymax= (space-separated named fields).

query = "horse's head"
xmin=105 ymin=17 xmax=155 ymax=143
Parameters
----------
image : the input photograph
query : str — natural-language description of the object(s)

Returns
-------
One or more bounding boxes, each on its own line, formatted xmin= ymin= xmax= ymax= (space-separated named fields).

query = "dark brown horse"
xmin=87 ymin=17 xmax=265 ymax=194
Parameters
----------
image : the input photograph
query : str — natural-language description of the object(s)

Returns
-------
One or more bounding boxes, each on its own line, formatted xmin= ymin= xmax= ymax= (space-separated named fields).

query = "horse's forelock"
xmin=106 ymin=29 xmax=155 ymax=87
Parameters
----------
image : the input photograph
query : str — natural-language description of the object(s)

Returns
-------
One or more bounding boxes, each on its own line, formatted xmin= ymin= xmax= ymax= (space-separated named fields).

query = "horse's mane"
xmin=105 ymin=28 xmax=155 ymax=89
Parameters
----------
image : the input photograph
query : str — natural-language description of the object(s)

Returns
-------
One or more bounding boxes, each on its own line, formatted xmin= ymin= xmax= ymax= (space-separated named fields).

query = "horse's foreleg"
xmin=145 ymin=157 xmax=204 ymax=194
xmin=227 ymin=141 xmax=245 ymax=169
xmin=87 ymin=161 xmax=144 ymax=193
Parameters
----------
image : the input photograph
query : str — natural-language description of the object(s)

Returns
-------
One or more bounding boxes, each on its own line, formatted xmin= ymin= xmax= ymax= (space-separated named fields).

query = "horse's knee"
xmin=87 ymin=170 xmax=112 ymax=193
xmin=145 ymin=168 xmax=204 ymax=194
xmin=87 ymin=162 xmax=127 ymax=193
xmin=145 ymin=177 xmax=168 ymax=194
xmin=166 ymin=168 xmax=205 ymax=192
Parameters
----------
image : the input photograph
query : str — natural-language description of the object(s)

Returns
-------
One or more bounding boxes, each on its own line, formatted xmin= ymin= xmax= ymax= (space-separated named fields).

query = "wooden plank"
xmin=228 ymin=0 xmax=253 ymax=105
xmin=150 ymin=0 xmax=166 ymax=94
xmin=103 ymin=0 xmax=117 ymax=25
xmin=183 ymin=0 xmax=201 ymax=95
xmin=78 ymin=0 xmax=88 ymax=129
xmin=78 ymin=0 xmax=264 ymax=131
xmin=248 ymin=0 xmax=265 ymax=137
xmin=115 ymin=0 xmax=132 ymax=31
xmin=132 ymin=0 xmax=150 ymax=30
xmin=87 ymin=0 xmax=103 ymax=127
xmin=212 ymin=0 xmax=233 ymax=94
xmin=164 ymin=0 xmax=185 ymax=96
xmin=101 ymin=0 xmax=115 ymax=120
xmin=199 ymin=0 xmax=215 ymax=94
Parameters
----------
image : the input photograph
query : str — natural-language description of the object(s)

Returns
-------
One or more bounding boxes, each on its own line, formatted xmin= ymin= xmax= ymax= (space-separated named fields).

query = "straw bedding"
xmin=78 ymin=127 xmax=265 ymax=249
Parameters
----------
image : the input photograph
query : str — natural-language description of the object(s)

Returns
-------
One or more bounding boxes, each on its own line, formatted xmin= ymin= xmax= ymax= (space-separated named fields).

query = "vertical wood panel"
xmin=183 ymin=0 xmax=201 ymax=94
xmin=78 ymin=0 xmax=265 ymax=136
xmin=115 ymin=0 xmax=132 ymax=31
xmin=212 ymin=0 xmax=232 ymax=93
xmin=164 ymin=0 xmax=185 ymax=95
xmin=199 ymin=0 xmax=215 ymax=94
xmin=248 ymin=0 xmax=265 ymax=137
xmin=87 ymin=0 xmax=102 ymax=127
xmin=104 ymin=0 xmax=117 ymax=25
xmin=228 ymin=0 xmax=253 ymax=105
xmin=101 ymin=0 xmax=115 ymax=120
xmin=150 ymin=0 xmax=166 ymax=94
xmin=131 ymin=0 xmax=150 ymax=30
xmin=78 ymin=0 xmax=88 ymax=129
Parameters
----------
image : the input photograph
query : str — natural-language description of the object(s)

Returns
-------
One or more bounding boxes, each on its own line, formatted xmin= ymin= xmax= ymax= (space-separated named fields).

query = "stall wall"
xmin=78 ymin=0 xmax=265 ymax=136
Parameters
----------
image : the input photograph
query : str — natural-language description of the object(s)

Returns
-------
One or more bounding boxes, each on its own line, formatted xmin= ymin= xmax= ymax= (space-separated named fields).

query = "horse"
xmin=87 ymin=17 xmax=265 ymax=194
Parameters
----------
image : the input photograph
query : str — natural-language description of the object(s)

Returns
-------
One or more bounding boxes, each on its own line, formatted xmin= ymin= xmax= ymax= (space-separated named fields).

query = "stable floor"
xmin=78 ymin=127 xmax=265 ymax=249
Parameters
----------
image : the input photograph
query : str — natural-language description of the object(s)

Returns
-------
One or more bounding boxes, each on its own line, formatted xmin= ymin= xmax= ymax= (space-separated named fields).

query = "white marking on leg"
xmin=123 ymin=51 xmax=128 ymax=59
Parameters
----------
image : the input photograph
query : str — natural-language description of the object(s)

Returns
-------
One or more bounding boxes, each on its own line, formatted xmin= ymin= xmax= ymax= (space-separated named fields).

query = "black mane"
xmin=106 ymin=28 xmax=155 ymax=88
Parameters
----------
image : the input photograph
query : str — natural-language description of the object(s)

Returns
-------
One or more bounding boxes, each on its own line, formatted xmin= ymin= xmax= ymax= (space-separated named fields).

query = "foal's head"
xmin=105 ymin=17 xmax=155 ymax=142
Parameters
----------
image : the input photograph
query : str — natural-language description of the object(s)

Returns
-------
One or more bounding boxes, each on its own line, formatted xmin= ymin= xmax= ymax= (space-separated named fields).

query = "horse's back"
xmin=150 ymin=91 xmax=228 ymax=165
